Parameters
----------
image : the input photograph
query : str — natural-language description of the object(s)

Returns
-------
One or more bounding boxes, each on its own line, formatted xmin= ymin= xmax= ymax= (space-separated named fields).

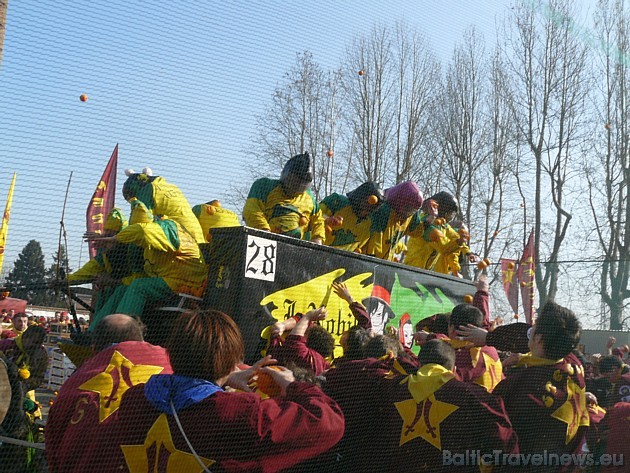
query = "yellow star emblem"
xmin=471 ymin=349 xmax=503 ymax=392
xmin=395 ymin=394 xmax=459 ymax=449
xmin=79 ymin=350 xmax=164 ymax=422
xmin=551 ymin=376 xmax=590 ymax=444
xmin=121 ymin=413 xmax=215 ymax=472
xmin=502 ymin=269 xmax=515 ymax=284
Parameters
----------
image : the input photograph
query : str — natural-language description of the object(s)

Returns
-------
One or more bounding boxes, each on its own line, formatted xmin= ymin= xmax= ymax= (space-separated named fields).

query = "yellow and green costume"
xmin=123 ymin=173 xmax=205 ymax=244
xmin=364 ymin=202 xmax=414 ymax=260
xmin=243 ymin=178 xmax=325 ymax=241
xmin=405 ymin=212 xmax=467 ymax=274
xmin=192 ymin=202 xmax=241 ymax=243
xmin=320 ymin=193 xmax=373 ymax=252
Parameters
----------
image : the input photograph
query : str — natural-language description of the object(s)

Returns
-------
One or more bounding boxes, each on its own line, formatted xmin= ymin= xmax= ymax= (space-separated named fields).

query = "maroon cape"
xmin=325 ymin=357 xmax=518 ymax=473
xmin=599 ymin=402 xmax=630 ymax=472
xmin=493 ymin=353 xmax=589 ymax=472
xmin=45 ymin=341 xmax=172 ymax=473
xmin=98 ymin=381 xmax=344 ymax=472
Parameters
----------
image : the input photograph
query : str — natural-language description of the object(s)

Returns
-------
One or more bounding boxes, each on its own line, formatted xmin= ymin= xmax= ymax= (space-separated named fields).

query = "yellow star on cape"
xmin=471 ymin=349 xmax=503 ymax=392
xmin=551 ymin=376 xmax=590 ymax=444
xmin=79 ymin=350 xmax=164 ymax=422
xmin=395 ymin=394 xmax=459 ymax=449
xmin=121 ymin=414 xmax=215 ymax=473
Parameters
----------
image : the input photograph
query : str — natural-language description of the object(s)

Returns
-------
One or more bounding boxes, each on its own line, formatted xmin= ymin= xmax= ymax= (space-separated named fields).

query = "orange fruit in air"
xmin=507 ymin=262 xmax=515 ymax=270
xmin=463 ymin=294 xmax=473 ymax=304
xmin=477 ymin=261 xmax=487 ymax=270
xmin=257 ymin=366 xmax=283 ymax=397
xmin=513 ymin=314 xmax=519 ymax=320
xmin=355 ymin=248 xmax=362 ymax=254
xmin=327 ymin=149 xmax=334 ymax=157
xmin=483 ymin=257 xmax=491 ymax=266
xmin=358 ymin=70 xmax=364 ymax=76
xmin=367 ymin=194 xmax=379 ymax=205
xmin=80 ymin=94 xmax=88 ymax=102
xmin=299 ymin=216 xmax=309 ymax=226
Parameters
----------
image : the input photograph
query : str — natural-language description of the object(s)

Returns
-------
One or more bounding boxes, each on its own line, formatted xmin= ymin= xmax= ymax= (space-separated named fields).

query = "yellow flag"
xmin=0 ymin=172 xmax=17 ymax=274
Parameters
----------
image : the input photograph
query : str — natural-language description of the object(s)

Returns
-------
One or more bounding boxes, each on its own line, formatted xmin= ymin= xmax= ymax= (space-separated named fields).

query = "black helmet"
xmin=429 ymin=191 xmax=459 ymax=220
xmin=347 ymin=181 xmax=385 ymax=216
xmin=280 ymin=152 xmax=313 ymax=183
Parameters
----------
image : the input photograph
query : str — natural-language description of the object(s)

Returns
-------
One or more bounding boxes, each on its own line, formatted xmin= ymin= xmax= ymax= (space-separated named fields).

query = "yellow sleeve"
xmin=67 ymin=258 xmax=104 ymax=281
xmin=243 ymin=178 xmax=277 ymax=231
xmin=309 ymin=205 xmax=326 ymax=241
xmin=243 ymin=197 xmax=271 ymax=231
xmin=116 ymin=223 xmax=174 ymax=252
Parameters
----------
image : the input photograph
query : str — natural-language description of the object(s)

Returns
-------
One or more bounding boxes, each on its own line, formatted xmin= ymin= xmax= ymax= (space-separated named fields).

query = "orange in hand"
xmin=257 ymin=366 xmax=283 ymax=397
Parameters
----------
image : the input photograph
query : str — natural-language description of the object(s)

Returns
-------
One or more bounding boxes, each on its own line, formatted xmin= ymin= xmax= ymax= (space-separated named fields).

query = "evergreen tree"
xmin=5 ymin=240 xmax=48 ymax=305
xmin=46 ymin=244 xmax=72 ymax=308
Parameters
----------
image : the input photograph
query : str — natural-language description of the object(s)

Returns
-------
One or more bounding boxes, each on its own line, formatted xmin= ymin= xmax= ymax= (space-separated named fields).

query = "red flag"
xmin=86 ymin=145 xmax=118 ymax=258
xmin=517 ymin=230 xmax=536 ymax=324
xmin=500 ymin=258 xmax=519 ymax=317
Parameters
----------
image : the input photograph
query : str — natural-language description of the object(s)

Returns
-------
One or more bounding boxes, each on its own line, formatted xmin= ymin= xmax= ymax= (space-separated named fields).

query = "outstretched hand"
xmin=223 ymin=355 xmax=277 ymax=392
xmin=454 ymin=324 xmax=488 ymax=347
xmin=332 ymin=281 xmax=353 ymax=304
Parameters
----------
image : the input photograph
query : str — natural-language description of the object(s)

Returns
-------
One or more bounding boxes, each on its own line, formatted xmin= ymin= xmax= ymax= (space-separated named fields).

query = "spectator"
xmin=267 ymin=307 xmax=334 ymax=376
xmin=493 ymin=301 xmax=588 ymax=472
xmin=1 ymin=312 xmax=29 ymax=339
xmin=324 ymin=339 xmax=517 ymax=472
xmin=99 ymin=309 xmax=344 ymax=472
xmin=46 ymin=314 xmax=171 ymax=473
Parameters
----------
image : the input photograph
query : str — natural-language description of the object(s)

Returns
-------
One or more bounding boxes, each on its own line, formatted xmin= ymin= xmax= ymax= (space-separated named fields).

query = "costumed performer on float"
xmin=69 ymin=208 xmax=145 ymax=327
xmin=363 ymin=181 xmax=424 ymax=260
xmin=320 ymin=181 xmax=385 ymax=252
xmin=122 ymin=167 xmax=205 ymax=244
xmin=243 ymin=152 xmax=325 ymax=243
xmin=405 ymin=191 xmax=473 ymax=276
xmin=191 ymin=199 xmax=241 ymax=243
xmin=86 ymin=200 xmax=208 ymax=330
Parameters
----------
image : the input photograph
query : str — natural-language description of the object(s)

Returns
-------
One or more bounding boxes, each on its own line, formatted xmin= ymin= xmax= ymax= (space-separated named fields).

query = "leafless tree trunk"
xmin=588 ymin=0 xmax=630 ymax=330
xmin=502 ymin=0 xmax=590 ymax=305
xmin=0 ymin=0 xmax=8 ymax=67
xmin=250 ymin=51 xmax=345 ymax=200
xmin=342 ymin=25 xmax=395 ymax=185
xmin=391 ymin=22 xmax=441 ymax=186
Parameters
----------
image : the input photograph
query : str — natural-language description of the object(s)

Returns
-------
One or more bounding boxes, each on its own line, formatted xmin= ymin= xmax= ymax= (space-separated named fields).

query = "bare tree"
xmin=391 ymin=22 xmax=442 ymax=186
xmin=0 ymin=0 xmax=7 ymax=67
xmin=502 ymin=0 xmax=591 ymax=304
xmin=251 ymin=51 xmax=344 ymax=200
xmin=587 ymin=0 xmax=630 ymax=329
xmin=436 ymin=28 xmax=490 ymax=226
xmin=342 ymin=25 xmax=395 ymax=185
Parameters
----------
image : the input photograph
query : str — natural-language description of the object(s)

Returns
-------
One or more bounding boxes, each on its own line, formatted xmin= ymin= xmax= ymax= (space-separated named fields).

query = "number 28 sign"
xmin=244 ymin=235 xmax=277 ymax=282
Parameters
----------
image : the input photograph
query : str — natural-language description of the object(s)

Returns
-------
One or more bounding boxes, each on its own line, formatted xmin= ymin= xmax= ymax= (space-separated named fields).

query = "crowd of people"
xmin=1 ymin=152 xmax=629 ymax=472
xmin=34 ymin=296 xmax=630 ymax=473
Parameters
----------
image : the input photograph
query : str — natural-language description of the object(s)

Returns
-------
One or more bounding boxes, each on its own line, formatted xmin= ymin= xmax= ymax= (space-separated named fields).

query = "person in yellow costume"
xmin=70 ymin=209 xmax=145 ymax=327
xmin=320 ymin=182 xmax=385 ymax=252
xmin=122 ymin=167 xmax=205 ymax=244
xmin=363 ymin=181 xmax=424 ymax=260
xmin=405 ymin=191 xmax=471 ymax=276
xmin=86 ymin=201 xmax=208 ymax=322
xmin=242 ymin=152 xmax=325 ymax=243
xmin=191 ymin=199 xmax=241 ymax=243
